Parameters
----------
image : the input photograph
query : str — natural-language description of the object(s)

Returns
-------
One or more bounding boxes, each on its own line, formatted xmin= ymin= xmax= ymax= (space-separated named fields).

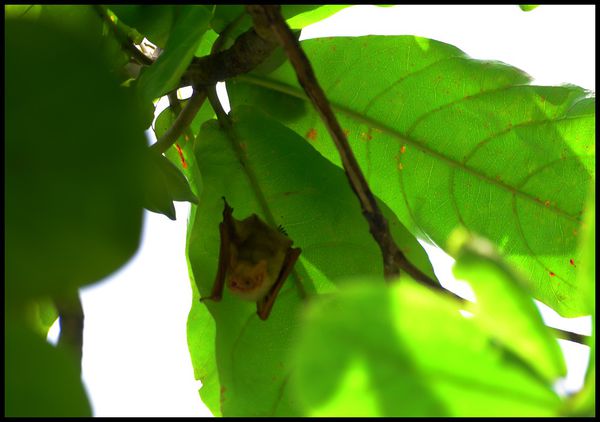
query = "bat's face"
xmin=227 ymin=258 xmax=273 ymax=302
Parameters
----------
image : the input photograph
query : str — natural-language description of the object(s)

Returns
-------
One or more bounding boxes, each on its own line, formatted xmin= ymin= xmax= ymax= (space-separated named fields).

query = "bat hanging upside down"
xmin=200 ymin=198 xmax=301 ymax=320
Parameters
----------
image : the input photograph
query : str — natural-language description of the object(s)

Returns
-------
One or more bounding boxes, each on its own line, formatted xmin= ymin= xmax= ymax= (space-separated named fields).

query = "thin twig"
xmin=93 ymin=5 xmax=154 ymax=66
xmin=151 ymin=89 xmax=207 ymax=154
xmin=55 ymin=290 xmax=84 ymax=374
xmin=245 ymin=5 xmax=435 ymax=286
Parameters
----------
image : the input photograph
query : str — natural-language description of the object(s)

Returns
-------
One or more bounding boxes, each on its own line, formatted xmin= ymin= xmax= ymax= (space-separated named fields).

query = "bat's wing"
xmin=200 ymin=199 xmax=235 ymax=302
xmin=257 ymin=247 xmax=301 ymax=320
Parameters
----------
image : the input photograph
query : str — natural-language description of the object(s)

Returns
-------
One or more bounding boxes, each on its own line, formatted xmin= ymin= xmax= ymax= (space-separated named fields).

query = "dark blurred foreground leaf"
xmin=451 ymin=230 xmax=566 ymax=383
xmin=6 ymin=19 xmax=146 ymax=304
xmin=5 ymin=320 xmax=92 ymax=416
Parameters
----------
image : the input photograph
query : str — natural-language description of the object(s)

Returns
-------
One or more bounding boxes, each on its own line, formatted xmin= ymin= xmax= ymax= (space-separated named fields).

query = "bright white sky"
xmin=48 ymin=5 xmax=595 ymax=416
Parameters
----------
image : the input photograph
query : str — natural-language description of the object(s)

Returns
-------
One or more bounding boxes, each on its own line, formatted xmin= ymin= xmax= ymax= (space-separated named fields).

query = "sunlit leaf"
xmin=291 ymin=279 xmax=561 ymax=416
xmin=519 ymin=5 xmax=540 ymax=12
xmin=563 ymin=182 xmax=595 ymax=416
xmin=228 ymin=35 xmax=595 ymax=317
xmin=186 ymin=106 xmax=435 ymax=416
xmin=450 ymin=230 xmax=566 ymax=383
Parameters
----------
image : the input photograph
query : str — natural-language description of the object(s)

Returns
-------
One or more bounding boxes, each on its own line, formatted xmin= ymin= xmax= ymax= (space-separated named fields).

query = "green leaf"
xmin=450 ymin=229 xmax=566 ymax=383
xmin=186 ymin=106 xmax=435 ymax=416
xmin=109 ymin=5 xmax=175 ymax=48
xmin=227 ymin=36 xmax=595 ymax=317
xmin=136 ymin=5 xmax=213 ymax=102
xmin=519 ymin=5 xmax=540 ymax=12
xmin=6 ymin=19 xmax=146 ymax=305
xmin=284 ymin=5 xmax=350 ymax=29
xmin=143 ymin=152 xmax=199 ymax=220
xmin=153 ymin=96 xmax=215 ymax=197
xmin=24 ymin=298 xmax=59 ymax=338
xmin=6 ymin=320 xmax=92 ymax=416
xmin=291 ymin=279 xmax=561 ymax=416
xmin=5 ymin=4 xmax=42 ymax=20
xmin=563 ymin=182 xmax=595 ymax=416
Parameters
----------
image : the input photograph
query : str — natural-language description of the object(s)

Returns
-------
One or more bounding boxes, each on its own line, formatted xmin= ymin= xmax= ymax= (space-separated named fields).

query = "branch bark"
xmin=182 ymin=27 xmax=279 ymax=86
xmin=246 ymin=5 xmax=437 ymax=286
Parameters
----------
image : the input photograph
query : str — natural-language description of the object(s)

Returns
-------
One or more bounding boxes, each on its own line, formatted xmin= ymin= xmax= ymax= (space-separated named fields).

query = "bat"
xmin=200 ymin=198 xmax=301 ymax=320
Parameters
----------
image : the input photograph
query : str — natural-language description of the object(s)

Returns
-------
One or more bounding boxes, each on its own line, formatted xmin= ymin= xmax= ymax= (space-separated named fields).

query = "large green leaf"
xmin=290 ymin=278 xmax=561 ymax=416
xmin=227 ymin=35 xmax=595 ymax=317
xmin=136 ymin=5 xmax=213 ymax=102
xmin=6 ymin=18 xmax=146 ymax=304
xmin=450 ymin=230 xmax=566 ymax=383
xmin=186 ymin=106 xmax=435 ymax=416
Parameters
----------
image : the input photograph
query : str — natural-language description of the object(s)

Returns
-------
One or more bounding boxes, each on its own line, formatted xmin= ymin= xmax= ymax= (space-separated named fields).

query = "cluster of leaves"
xmin=5 ymin=5 xmax=594 ymax=417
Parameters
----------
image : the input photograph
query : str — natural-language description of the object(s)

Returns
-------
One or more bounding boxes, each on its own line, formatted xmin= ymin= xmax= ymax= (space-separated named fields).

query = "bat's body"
xmin=200 ymin=198 xmax=301 ymax=320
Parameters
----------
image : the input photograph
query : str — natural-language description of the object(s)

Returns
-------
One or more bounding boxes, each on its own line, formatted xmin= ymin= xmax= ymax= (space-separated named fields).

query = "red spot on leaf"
xmin=360 ymin=132 xmax=373 ymax=141
xmin=549 ymin=272 xmax=555 ymax=277
xmin=569 ymin=259 xmax=576 ymax=267
xmin=544 ymin=200 xmax=551 ymax=207
xmin=306 ymin=128 xmax=317 ymax=141
xmin=175 ymin=143 xmax=188 ymax=169
xmin=400 ymin=145 xmax=406 ymax=154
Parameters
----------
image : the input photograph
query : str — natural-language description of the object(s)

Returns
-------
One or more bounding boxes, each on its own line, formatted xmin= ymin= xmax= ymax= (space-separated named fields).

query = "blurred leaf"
xmin=519 ymin=5 xmax=540 ymax=12
xmin=450 ymin=230 xmax=566 ymax=383
xmin=291 ymin=279 xmax=561 ymax=416
xmin=24 ymin=298 xmax=59 ymax=338
xmin=109 ymin=5 xmax=175 ymax=48
xmin=563 ymin=182 xmax=595 ymax=416
xmin=186 ymin=106 xmax=435 ymax=416
xmin=5 ymin=4 xmax=42 ymax=20
xmin=136 ymin=5 xmax=213 ymax=102
xmin=6 ymin=19 xmax=146 ymax=304
xmin=5 ymin=320 xmax=91 ymax=416
xmin=228 ymin=36 xmax=595 ymax=317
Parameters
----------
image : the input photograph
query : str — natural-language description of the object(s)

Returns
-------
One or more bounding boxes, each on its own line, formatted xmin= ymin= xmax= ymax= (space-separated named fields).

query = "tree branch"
xmin=150 ymin=89 xmax=207 ymax=154
xmin=55 ymin=290 xmax=84 ymax=374
xmin=182 ymin=27 xmax=279 ymax=86
xmin=245 ymin=5 xmax=438 ymax=287
xmin=93 ymin=5 xmax=154 ymax=66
